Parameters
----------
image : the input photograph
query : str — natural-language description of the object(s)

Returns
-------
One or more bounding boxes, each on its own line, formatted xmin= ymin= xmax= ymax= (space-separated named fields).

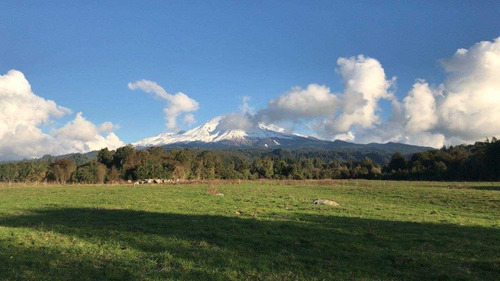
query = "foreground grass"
xmin=0 ymin=180 xmax=498 ymax=280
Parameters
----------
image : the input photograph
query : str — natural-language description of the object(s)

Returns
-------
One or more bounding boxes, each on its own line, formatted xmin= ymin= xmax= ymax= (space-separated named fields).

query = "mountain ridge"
xmin=132 ymin=115 xmax=432 ymax=155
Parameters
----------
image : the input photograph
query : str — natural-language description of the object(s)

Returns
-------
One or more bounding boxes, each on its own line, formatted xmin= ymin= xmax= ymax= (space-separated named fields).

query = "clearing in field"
xmin=0 ymin=180 xmax=498 ymax=280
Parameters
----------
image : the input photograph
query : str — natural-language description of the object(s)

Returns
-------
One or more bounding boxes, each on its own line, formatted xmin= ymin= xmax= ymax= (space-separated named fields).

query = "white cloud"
xmin=362 ymin=37 xmax=500 ymax=147
xmin=332 ymin=55 xmax=395 ymax=132
xmin=218 ymin=113 xmax=255 ymax=131
xmin=403 ymin=81 xmax=438 ymax=134
xmin=260 ymin=55 xmax=395 ymax=140
xmin=333 ymin=131 xmax=355 ymax=142
xmin=98 ymin=121 xmax=120 ymax=133
xmin=407 ymin=132 xmax=446 ymax=148
xmin=163 ymin=92 xmax=199 ymax=130
xmin=257 ymin=38 xmax=500 ymax=148
xmin=437 ymin=37 xmax=500 ymax=141
xmin=182 ymin=114 xmax=196 ymax=126
xmin=55 ymin=112 xmax=104 ymax=142
xmin=258 ymin=84 xmax=339 ymax=123
xmin=259 ymin=123 xmax=287 ymax=133
xmin=126 ymin=79 xmax=169 ymax=99
xmin=54 ymin=112 xmax=123 ymax=153
xmin=0 ymin=70 xmax=71 ymax=141
xmin=239 ymin=96 xmax=254 ymax=114
xmin=120 ymin=38 xmax=500 ymax=148
xmin=4 ymin=37 xmax=496 ymax=157
xmin=128 ymin=79 xmax=199 ymax=130
xmin=0 ymin=70 xmax=124 ymax=160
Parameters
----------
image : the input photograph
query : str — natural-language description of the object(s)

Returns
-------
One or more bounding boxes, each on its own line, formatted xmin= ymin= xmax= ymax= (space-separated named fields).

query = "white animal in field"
xmin=312 ymin=199 xmax=339 ymax=206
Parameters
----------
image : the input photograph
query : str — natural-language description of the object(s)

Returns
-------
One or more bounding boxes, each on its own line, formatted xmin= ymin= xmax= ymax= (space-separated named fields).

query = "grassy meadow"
xmin=0 ymin=180 xmax=498 ymax=280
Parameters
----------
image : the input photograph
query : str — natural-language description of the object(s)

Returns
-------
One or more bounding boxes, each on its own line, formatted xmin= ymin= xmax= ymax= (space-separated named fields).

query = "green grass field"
xmin=0 ymin=180 xmax=498 ymax=280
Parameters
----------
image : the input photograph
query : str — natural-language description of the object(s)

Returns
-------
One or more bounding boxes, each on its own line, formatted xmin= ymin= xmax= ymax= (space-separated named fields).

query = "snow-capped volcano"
xmin=132 ymin=115 xmax=432 ymax=155
xmin=132 ymin=115 xmax=303 ymax=148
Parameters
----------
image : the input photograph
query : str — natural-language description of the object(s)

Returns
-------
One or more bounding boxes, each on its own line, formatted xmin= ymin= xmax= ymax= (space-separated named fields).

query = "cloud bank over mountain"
xmin=0 ymin=70 xmax=123 ymax=160
xmin=222 ymin=37 xmax=500 ymax=148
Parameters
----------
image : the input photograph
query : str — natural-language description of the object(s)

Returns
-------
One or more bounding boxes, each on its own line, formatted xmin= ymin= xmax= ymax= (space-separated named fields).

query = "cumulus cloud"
xmin=118 ymin=37 xmax=500 ymax=148
xmin=103 ymin=37 xmax=500 ymax=149
xmin=5 ymin=37 xmax=495 ymax=157
xmin=252 ymin=37 xmax=500 ymax=147
xmin=257 ymin=55 xmax=395 ymax=140
xmin=0 ymin=70 xmax=124 ymax=160
xmin=333 ymin=55 xmax=395 ymax=132
xmin=407 ymin=132 xmax=446 ymax=148
xmin=0 ymin=70 xmax=71 ymax=141
xmin=403 ymin=81 xmax=438 ymax=134
xmin=98 ymin=121 xmax=120 ymax=134
xmin=258 ymin=84 xmax=339 ymax=123
xmin=128 ymin=79 xmax=199 ymax=130
xmin=368 ymin=37 xmax=500 ymax=147
xmin=218 ymin=113 xmax=255 ymax=131
xmin=437 ymin=37 xmax=500 ymax=141
xmin=53 ymin=112 xmax=123 ymax=152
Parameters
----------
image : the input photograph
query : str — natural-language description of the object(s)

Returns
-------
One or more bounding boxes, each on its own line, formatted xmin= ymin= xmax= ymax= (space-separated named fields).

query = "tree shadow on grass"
xmin=443 ymin=184 xmax=500 ymax=191
xmin=0 ymin=208 xmax=499 ymax=280
xmin=467 ymin=185 xmax=500 ymax=191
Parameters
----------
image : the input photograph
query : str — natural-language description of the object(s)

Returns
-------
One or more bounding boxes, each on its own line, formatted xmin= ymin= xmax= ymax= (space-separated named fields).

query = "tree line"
xmin=0 ymin=138 xmax=498 ymax=183
xmin=384 ymin=137 xmax=499 ymax=181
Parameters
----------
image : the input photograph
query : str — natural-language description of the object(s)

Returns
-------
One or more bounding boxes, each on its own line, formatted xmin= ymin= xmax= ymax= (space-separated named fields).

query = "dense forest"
xmin=0 ymin=138 xmax=498 ymax=183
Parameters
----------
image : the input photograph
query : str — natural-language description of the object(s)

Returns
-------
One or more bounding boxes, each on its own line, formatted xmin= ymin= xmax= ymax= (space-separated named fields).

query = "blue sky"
xmin=1 ymin=1 xmax=500 ymax=157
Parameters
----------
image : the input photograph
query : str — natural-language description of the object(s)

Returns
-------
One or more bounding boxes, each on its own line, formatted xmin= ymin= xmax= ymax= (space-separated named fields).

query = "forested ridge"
xmin=0 ymin=138 xmax=498 ymax=183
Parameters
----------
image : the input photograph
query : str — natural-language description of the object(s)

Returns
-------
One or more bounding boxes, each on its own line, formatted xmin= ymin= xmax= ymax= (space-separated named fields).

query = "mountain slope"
xmin=133 ymin=116 xmax=305 ymax=148
xmin=132 ymin=115 xmax=432 ymax=154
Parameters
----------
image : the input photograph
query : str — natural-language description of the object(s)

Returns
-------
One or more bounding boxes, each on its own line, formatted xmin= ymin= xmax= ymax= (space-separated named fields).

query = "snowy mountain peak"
xmin=132 ymin=115 xmax=296 ymax=148
xmin=131 ymin=114 xmax=432 ymax=154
